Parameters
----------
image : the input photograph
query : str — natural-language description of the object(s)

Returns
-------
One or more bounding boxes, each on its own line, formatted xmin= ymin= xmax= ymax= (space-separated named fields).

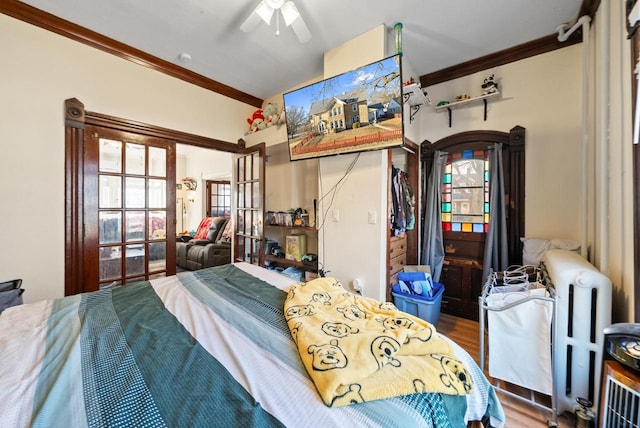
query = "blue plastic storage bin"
xmin=391 ymin=281 xmax=444 ymax=325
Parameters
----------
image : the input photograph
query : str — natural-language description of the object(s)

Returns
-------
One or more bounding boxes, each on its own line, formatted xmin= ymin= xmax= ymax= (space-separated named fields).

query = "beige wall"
xmin=0 ymin=14 xmax=254 ymax=303
xmin=421 ymin=46 xmax=583 ymax=240
xmin=2 ymin=9 xmax=635 ymax=320
xmin=419 ymin=1 xmax=635 ymax=322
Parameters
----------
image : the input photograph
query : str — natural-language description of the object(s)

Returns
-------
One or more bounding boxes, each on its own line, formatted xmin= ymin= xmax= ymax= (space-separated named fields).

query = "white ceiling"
xmin=18 ymin=0 xmax=584 ymax=101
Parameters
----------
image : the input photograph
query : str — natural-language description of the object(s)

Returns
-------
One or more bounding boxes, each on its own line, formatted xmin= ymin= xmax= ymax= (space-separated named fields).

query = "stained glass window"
xmin=441 ymin=149 xmax=489 ymax=233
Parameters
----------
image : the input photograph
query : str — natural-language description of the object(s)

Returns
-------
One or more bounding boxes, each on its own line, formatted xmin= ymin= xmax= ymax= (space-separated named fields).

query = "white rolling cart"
xmin=479 ymin=265 xmax=558 ymax=427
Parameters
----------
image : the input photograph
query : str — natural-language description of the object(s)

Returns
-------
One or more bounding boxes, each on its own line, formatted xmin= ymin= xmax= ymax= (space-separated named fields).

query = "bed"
xmin=0 ymin=263 xmax=505 ymax=427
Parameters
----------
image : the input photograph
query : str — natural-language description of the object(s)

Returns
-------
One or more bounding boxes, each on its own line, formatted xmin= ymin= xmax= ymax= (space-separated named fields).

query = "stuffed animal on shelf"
xmin=263 ymin=102 xmax=284 ymax=128
xmin=262 ymin=103 xmax=278 ymax=127
xmin=247 ymin=109 xmax=266 ymax=133
xmin=481 ymin=74 xmax=498 ymax=95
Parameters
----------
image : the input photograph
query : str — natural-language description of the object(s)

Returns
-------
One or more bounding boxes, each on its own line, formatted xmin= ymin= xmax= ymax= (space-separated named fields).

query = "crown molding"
xmin=420 ymin=32 xmax=582 ymax=88
xmin=0 ymin=0 xmax=263 ymax=108
xmin=420 ymin=0 xmax=598 ymax=87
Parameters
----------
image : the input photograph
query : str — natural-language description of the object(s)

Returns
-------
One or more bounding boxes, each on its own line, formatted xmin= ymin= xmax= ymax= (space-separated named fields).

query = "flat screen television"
xmin=283 ymin=54 xmax=404 ymax=161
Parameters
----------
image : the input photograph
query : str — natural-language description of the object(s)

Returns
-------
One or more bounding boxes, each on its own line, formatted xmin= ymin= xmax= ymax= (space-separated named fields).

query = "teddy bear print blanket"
xmin=284 ymin=277 xmax=473 ymax=407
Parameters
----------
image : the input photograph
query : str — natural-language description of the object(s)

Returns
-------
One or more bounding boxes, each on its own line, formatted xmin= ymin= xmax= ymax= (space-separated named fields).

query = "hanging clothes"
xmin=390 ymin=166 xmax=415 ymax=236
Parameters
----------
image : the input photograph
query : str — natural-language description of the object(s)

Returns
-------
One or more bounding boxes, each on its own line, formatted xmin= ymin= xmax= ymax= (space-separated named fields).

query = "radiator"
xmin=541 ymin=249 xmax=612 ymax=415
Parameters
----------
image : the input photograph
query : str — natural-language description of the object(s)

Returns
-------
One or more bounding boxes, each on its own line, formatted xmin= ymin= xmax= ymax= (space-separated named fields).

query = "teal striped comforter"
xmin=0 ymin=264 xmax=504 ymax=427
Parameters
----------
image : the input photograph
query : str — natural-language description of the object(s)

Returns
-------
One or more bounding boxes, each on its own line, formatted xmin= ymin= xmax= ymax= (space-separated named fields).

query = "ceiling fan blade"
xmin=240 ymin=12 xmax=262 ymax=32
xmin=281 ymin=1 xmax=310 ymax=43
xmin=290 ymin=14 xmax=311 ymax=43
xmin=280 ymin=1 xmax=300 ymax=26
xmin=255 ymin=2 xmax=275 ymax=25
xmin=240 ymin=1 xmax=274 ymax=32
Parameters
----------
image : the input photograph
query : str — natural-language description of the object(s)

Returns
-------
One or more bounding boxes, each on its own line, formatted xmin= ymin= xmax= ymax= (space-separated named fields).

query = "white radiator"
xmin=541 ymin=249 xmax=612 ymax=415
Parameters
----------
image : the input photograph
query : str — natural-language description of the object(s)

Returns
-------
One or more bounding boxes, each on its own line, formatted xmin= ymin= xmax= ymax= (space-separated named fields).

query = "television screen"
xmin=283 ymin=54 xmax=404 ymax=161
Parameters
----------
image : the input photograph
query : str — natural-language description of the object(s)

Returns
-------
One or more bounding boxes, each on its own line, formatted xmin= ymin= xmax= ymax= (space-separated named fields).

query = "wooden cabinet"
xmin=387 ymin=234 xmax=407 ymax=301
xmin=440 ymin=256 xmax=484 ymax=320
xmin=439 ymin=231 xmax=485 ymax=320
xmin=264 ymin=225 xmax=318 ymax=279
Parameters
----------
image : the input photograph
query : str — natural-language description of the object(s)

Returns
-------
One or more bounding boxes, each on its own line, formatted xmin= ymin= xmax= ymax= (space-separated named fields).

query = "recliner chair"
xmin=176 ymin=217 xmax=232 ymax=270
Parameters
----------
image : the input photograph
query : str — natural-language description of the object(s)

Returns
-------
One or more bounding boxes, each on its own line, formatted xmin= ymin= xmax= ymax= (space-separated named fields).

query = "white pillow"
xmin=521 ymin=237 xmax=551 ymax=266
xmin=549 ymin=238 xmax=581 ymax=252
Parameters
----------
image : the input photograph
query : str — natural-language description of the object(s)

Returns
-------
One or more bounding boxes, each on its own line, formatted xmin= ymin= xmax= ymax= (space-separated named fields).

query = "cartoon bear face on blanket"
xmin=311 ymin=292 xmax=332 ymax=306
xmin=371 ymin=336 xmax=401 ymax=369
xmin=431 ymin=354 xmax=473 ymax=394
xmin=308 ymin=339 xmax=348 ymax=371
xmin=378 ymin=302 xmax=397 ymax=311
xmin=290 ymin=321 xmax=302 ymax=345
xmin=321 ymin=322 xmax=359 ymax=338
xmin=330 ymin=384 xmax=364 ymax=407
xmin=336 ymin=304 xmax=366 ymax=321
xmin=378 ymin=316 xmax=414 ymax=332
xmin=285 ymin=304 xmax=315 ymax=319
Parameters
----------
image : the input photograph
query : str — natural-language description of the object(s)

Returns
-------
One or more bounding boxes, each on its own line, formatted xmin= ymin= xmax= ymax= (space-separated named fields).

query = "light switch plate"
xmin=368 ymin=210 xmax=377 ymax=224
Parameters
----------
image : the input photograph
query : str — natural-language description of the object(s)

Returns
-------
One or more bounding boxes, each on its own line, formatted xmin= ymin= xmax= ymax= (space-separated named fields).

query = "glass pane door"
xmin=233 ymin=144 xmax=265 ymax=266
xmin=95 ymin=135 xmax=174 ymax=288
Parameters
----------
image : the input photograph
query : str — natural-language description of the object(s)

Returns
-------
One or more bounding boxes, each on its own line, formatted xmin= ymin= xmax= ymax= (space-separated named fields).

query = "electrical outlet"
xmin=332 ymin=209 xmax=340 ymax=221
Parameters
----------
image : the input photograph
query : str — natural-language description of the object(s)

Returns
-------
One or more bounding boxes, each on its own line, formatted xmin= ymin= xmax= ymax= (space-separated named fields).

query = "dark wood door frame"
xmin=420 ymin=126 xmax=526 ymax=266
xmin=64 ymin=98 xmax=239 ymax=296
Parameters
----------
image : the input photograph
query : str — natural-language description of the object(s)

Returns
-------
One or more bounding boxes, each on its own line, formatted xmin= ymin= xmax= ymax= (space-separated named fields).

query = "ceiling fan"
xmin=240 ymin=0 xmax=311 ymax=43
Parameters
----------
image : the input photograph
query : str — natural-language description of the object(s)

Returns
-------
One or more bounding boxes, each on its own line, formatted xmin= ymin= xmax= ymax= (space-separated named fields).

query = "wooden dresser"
xmin=387 ymin=234 xmax=407 ymax=301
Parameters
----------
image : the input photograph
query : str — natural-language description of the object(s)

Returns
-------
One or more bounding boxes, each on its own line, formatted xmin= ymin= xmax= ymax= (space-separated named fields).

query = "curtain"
xmin=482 ymin=143 xmax=509 ymax=280
xmin=421 ymin=151 xmax=447 ymax=281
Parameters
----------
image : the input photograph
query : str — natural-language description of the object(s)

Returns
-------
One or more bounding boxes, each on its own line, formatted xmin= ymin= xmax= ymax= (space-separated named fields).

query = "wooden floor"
xmin=436 ymin=313 xmax=573 ymax=427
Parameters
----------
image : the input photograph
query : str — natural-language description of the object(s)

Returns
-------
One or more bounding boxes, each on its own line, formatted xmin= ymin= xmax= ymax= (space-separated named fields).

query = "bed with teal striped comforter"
xmin=0 ymin=263 xmax=505 ymax=427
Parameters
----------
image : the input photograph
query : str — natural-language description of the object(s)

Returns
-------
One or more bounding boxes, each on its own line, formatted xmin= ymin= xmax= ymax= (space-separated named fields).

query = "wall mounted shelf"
xmin=402 ymin=83 xmax=429 ymax=123
xmin=241 ymin=124 xmax=288 ymax=147
xmin=434 ymin=91 xmax=500 ymax=127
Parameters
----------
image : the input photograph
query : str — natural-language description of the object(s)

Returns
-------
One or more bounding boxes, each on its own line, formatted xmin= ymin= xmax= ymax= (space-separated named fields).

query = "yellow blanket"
xmin=284 ymin=277 xmax=473 ymax=407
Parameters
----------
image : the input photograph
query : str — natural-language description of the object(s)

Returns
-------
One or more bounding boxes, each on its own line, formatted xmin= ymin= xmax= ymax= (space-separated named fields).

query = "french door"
xmin=84 ymin=126 xmax=176 ymax=289
xmin=232 ymin=144 xmax=265 ymax=266
xmin=64 ymin=98 xmax=245 ymax=295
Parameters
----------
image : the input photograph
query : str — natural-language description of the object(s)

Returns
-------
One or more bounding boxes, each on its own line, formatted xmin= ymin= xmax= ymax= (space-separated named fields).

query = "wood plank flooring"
xmin=436 ymin=313 xmax=573 ymax=427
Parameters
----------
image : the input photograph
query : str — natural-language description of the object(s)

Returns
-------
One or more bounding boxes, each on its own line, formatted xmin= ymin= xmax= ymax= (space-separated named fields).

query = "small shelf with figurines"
xmin=433 ymin=74 xmax=500 ymax=127
xmin=241 ymin=102 xmax=288 ymax=148
xmin=263 ymin=208 xmax=318 ymax=280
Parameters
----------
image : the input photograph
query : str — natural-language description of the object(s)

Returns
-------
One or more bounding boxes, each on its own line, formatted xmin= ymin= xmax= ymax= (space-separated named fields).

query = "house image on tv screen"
xmin=283 ymin=54 xmax=405 ymax=161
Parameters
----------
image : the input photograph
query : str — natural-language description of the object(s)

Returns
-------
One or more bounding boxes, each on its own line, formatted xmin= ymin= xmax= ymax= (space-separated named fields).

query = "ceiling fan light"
xmin=255 ymin=2 xmax=275 ymax=25
xmin=281 ymin=1 xmax=300 ymax=27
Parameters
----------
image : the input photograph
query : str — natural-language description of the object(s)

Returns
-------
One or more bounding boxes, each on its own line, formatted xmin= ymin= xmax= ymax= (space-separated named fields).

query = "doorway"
xmin=64 ymin=98 xmax=239 ymax=295
xmin=420 ymin=126 xmax=525 ymax=320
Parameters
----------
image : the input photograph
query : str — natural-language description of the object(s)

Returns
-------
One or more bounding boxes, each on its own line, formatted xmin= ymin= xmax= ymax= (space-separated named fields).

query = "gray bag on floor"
xmin=0 ymin=279 xmax=24 ymax=313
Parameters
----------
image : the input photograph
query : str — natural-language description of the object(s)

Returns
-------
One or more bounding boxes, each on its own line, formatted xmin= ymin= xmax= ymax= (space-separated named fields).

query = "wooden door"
xmin=232 ymin=143 xmax=265 ymax=266
xmin=440 ymin=234 xmax=485 ymax=319
xmin=439 ymin=151 xmax=488 ymax=320
xmin=84 ymin=125 xmax=176 ymax=289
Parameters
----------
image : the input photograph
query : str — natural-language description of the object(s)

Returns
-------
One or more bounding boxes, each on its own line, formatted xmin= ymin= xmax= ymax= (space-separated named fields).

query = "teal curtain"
xmin=482 ymin=143 xmax=509 ymax=280
xmin=421 ymin=151 xmax=447 ymax=281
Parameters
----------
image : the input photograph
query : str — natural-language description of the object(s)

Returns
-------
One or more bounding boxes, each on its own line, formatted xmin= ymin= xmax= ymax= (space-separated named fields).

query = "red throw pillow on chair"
xmin=193 ymin=217 xmax=215 ymax=240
